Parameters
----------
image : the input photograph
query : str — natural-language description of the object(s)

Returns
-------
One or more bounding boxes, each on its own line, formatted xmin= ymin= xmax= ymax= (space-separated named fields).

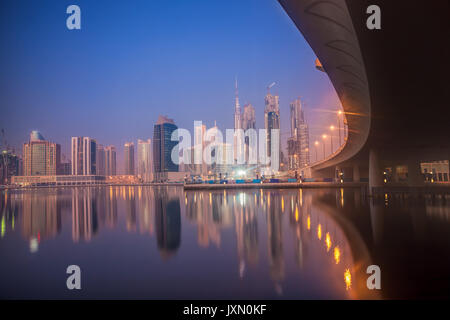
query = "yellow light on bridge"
xmin=334 ymin=246 xmax=341 ymax=264
xmin=325 ymin=232 xmax=332 ymax=252
xmin=317 ymin=224 xmax=322 ymax=240
xmin=344 ymin=269 xmax=352 ymax=290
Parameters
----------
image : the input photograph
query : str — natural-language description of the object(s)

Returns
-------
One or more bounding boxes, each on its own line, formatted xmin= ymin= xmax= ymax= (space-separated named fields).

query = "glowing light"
xmin=295 ymin=207 xmax=299 ymax=222
xmin=281 ymin=197 xmax=284 ymax=211
xmin=1 ymin=216 xmax=5 ymax=238
xmin=307 ymin=215 xmax=311 ymax=230
xmin=325 ymin=232 xmax=332 ymax=252
xmin=317 ymin=224 xmax=322 ymax=240
xmin=314 ymin=141 xmax=319 ymax=146
xmin=344 ymin=269 xmax=352 ymax=290
xmin=334 ymin=246 xmax=341 ymax=264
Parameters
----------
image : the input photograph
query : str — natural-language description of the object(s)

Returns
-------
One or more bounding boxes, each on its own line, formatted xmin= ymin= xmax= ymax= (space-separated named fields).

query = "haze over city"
xmin=0 ymin=0 xmax=341 ymax=173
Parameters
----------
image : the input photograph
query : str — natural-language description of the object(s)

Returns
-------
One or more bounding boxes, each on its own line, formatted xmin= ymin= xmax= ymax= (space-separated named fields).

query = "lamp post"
xmin=329 ymin=125 xmax=335 ymax=153
xmin=337 ymin=110 xmax=343 ymax=146
xmin=322 ymin=134 xmax=327 ymax=159
xmin=314 ymin=141 xmax=319 ymax=162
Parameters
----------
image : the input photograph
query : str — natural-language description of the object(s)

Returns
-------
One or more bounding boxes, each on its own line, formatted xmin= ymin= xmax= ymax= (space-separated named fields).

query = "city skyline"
xmin=0 ymin=0 xmax=342 ymax=173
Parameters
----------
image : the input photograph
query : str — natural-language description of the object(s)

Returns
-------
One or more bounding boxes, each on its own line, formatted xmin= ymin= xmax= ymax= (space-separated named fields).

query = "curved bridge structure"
xmin=279 ymin=0 xmax=450 ymax=190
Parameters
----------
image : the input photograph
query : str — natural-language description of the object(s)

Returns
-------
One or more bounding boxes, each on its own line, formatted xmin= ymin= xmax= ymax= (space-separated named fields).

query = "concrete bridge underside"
xmin=279 ymin=0 xmax=450 ymax=190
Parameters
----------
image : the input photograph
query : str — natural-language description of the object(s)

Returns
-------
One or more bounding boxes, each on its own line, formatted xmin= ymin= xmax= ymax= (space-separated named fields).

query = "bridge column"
xmin=369 ymin=148 xmax=383 ymax=195
xmin=353 ymin=165 xmax=360 ymax=182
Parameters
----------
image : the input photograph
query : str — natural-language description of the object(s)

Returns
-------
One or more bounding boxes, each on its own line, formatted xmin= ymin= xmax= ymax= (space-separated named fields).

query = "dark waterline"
xmin=0 ymin=186 xmax=449 ymax=299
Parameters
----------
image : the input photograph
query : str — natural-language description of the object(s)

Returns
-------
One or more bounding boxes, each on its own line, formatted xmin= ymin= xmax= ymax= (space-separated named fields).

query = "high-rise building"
xmin=242 ymin=104 xmax=256 ymax=131
xmin=104 ymin=146 xmax=117 ymax=176
xmin=242 ymin=104 xmax=256 ymax=164
xmin=124 ymin=142 xmax=135 ymax=175
xmin=71 ymin=137 xmax=96 ymax=175
xmin=0 ymin=150 xmax=20 ymax=184
xmin=194 ymin=122 xmax=207 ymax=176
xmin=234 ymin=78 xmax=242 ymax=131
xmin=137 ymin=139 xmax=153 ymax=182
xmin=264 ymin=90 xmax=280 ymax=161
xmin=96 ymin=144 xmax=106 ymax=176
xmin=23 ymin=132 xmax=61 ymax=176
xmin=288 ymin=98 xmax=310 ymax=170
xmin=153 ymin=115 xmax=178 ymax=179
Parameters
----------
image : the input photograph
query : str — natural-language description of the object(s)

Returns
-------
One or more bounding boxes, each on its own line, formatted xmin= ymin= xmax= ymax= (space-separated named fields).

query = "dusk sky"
xmin=0 ymin=0 xmax=341 ymax=172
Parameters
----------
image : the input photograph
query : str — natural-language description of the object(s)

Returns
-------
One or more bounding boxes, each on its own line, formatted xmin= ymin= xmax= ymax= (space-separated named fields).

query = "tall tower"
xmin=288 ymin=98 xmax=310 ymax=170
xmin=124 ymin=142 xmax=135 ymax=175
xmin=71 ymin=137 xmax=96 ymax=175
xmin=137 ymin=139 xmax=153 ymax=182
xmin=264 ymin=84 xmax=280 ymax=167
xmin=234 ymin=78 xmax=242 ymax=131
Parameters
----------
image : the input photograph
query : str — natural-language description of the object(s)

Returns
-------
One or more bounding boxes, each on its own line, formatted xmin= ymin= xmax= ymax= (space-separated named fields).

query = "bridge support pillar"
xmin=369 ymin=148 xmax=383 ymax=195
xmin=353 ymin=165 xmax=360 ymax=182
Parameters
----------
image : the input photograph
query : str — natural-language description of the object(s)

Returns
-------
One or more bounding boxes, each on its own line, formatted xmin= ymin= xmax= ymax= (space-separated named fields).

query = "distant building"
xmin=105 ymin=145 xmax=117 ymax=176
xmin=71 ymin=137 xmax=96 ymax=175
xmin=153 ymin=115 xmax=178 ymax=181
xmin=242 ymin=104 xmax=256 ymax=164
xmin=288 ymin=98 xmax=310 ymax=170
xmin=124 ymin=142 xmax=135 ymax=175
xmin=137 ymin=139 xmax=153 ymax=182
xmin=23 ymin=132 xmax=61 ymax=176
xmin=0 ymin=150 xmax=20 ymax=184
xmin=96 ymin=144 xmax=106 ymax=176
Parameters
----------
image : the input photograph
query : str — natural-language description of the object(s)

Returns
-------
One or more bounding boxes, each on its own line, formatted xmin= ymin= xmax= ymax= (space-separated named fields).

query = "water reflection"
xmin=0 ymin=187 xmax=449 ymax=299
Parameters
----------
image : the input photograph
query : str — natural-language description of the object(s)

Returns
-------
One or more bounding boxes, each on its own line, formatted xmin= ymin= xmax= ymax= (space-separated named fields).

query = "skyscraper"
xmin=96 ymin=144 xmax=106 ymax=176
xmin=264 ymin=89 xmax=280 ymax=161
xmin=153 ymin=115 xmax=178 ymax=179
xmin=288 ymin=98 xmax=310 ymax=170
xmin=234 ymin=78 xmax=242 ymax=131
xmin=242 ymin=104 xmax=256 ymax=164
xmin=104 ymin=146 xmax=117 ymax=176
xmin=71 ymin=137 xmax=96 ymax=175
xmin=23 ymin=132 xmax=61 ymax=176
xmin=137 ymin=139 xmax=153 ymax=182
xmin=194 ymin=122 xmax=207 ymax=176
xmin=124 ymin=142 xmax=135 ymax=175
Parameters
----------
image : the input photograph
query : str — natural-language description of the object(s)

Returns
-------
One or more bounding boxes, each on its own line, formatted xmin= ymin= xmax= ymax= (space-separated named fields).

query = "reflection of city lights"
xmin=344 ymin=269 xmax=352 ymax=290
xmin=307 ymin=216 xmax=311 ymax=230
xmin=334 ymin=246 xmax=341 ymax=264
xmin=317 ymin=224 xmax=322 ymax=240
xmin=295 ymin=207 xmax=299 ymax=222
xmin=1 ymin=215 xmax=5 ymax=238
xmin=30 ymin=237 xmax=39 ymax=253
xmin=209 ymin=192 xmax=212 ymax=205
xmin=281 ymin=197 xmax=284 ymax=211
xmin=239 ymin=193 xmax=245 ymax=206
xmin=325 ymin=232 xmax=331 ymax=252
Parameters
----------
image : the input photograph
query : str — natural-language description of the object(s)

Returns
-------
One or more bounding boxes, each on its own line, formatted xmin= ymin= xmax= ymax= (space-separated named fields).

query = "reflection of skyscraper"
xmin=21 ymin=192 xmax=61 ymax=252
xmin=105 ymin=146 xmax=117 ymax=176
xmin=23 ymin=131 xmax=61 ymax=176
xmin=153 ymin=115 xmax=178 ymax=180
xmin=288 ymin=98 xmax=310 ymax=170
xmin=71 ymin=137 xmax=97 ymax=175
xmin=154 ymin=188 xmax=181 ymax=259
xmin=138 ymin=186 xmax=155 ymax=235
xmin=124 ymin=142 xmax=135 ymax=175
xmin=235 ymin=192 xmax=259 ymax=277
xmin=137 ymin=139 xmax=153 ymax=182
xmin=125 ymin=187 xmax=137 ymax=232
xmin=72 ymin=188 xmax=98 ymax=242
xmin=266 ymin=192 xmax=284 ymax=293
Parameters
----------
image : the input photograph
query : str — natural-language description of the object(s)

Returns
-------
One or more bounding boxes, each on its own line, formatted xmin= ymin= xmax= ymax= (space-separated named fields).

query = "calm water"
xmin=0 ymin=186 xmax=449 ymax=299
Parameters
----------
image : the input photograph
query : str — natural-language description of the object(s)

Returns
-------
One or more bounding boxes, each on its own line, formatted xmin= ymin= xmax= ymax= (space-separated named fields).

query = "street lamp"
xmin=337 ymin=110 xmax=343 ymax=146
xmin=314 ymin=141 xmax=319 ymax=162
xmin=322 ymin=134 xmax=327 ymax=159
xmin=329 ymin=125 xmax=335 ymax=153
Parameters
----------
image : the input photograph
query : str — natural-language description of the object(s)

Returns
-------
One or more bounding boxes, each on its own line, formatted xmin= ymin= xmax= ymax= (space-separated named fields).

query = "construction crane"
xmin=267 ymin=82 xmax=276 ymax=93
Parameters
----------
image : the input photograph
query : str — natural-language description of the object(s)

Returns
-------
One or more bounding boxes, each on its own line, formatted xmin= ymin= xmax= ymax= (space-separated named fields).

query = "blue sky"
xmin=0 ymin=0 xmax=340 ymax=171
